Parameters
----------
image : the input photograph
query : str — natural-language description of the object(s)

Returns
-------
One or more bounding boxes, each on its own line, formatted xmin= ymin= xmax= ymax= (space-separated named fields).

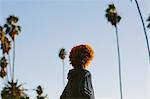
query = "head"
xmin=69 ymin=44 xmax=94 ymax=69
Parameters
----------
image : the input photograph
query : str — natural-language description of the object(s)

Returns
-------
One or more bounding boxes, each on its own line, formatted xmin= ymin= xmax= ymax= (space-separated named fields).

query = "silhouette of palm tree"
xmin=131 ymin=0 xmax=150 ymax=62
xmin=0 ymin=16 xmax=21 ymax=81
xmin=0 ymin=56 xmax=8 ymax=78
xmin=0 ymin=26 xmax=11 ymax=79
xmin=59 ymin=48 xmax=67 ymax=88
xmin=0 ymin=16 xmax=28 ymax=99
xmin=105 ymin=3 xmax=123 ymax=99
xmin=2 ymin=15 xmax=21 ymax=81
xmin=1 ymin=80 xmax=29 ymax=99
xmin=35 ymin=85 xmax=48 ymax=99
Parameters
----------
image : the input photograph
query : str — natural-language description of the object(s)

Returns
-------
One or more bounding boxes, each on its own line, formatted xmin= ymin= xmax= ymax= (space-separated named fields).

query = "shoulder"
xmin=81 ymin=69 xmax=91 ymax=77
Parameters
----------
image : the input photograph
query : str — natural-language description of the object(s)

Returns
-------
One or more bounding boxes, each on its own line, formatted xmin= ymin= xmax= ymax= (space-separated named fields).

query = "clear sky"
xmin=0 ymin=0 xmax=150 ymax=99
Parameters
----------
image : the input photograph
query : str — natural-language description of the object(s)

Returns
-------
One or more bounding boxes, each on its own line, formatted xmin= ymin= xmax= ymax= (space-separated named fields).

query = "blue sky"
xmin=0 ymin=0 xmax=150 ymax=99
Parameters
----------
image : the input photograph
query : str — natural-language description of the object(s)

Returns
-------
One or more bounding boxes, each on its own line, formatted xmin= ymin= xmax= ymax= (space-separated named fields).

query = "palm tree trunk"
xmin=5 ymin=54 xmax=9 ymax=82
xmin=115 ymin=25 xmax=123 ymax=99
xmin=134 ymin=0 xmax=150 ymax=62
xmin=62 ymin=60 xmax=65 ymax=88
xmin=8 ymin=53 xmax=12 ymax=81
xmin=12 ymin=40 xmax=15 ymax=82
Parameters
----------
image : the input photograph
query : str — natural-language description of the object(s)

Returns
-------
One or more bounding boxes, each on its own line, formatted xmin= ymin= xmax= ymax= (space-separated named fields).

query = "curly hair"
xmin=69 ymin=44 xmax=94 ymax=69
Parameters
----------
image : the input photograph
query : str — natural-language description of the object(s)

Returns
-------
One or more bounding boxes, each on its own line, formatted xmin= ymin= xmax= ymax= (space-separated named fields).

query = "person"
xmin=60 ymin=44 xmax=95 ymax=99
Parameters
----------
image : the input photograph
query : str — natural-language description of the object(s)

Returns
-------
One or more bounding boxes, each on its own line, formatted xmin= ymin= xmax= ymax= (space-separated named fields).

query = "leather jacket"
xmin=60 ymin=68 xmax=95 ymax=99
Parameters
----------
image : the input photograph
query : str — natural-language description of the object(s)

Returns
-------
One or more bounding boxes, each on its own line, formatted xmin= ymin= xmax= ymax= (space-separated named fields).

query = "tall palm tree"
xmin=131 ymin=0 xmax=150 ymax=62
xmin=59 ymin=48 xmax=67 ymax=88
xmin=0 ymin=26 xmax=11 ymax=80
xmin=4 ymin=15 xmax=21 ymax=81
xmin=105 ymin=4 xmax=123 ymax=99
xmin=147 ymin=14 xmax=150 ymax=29
xmin=0 ymin=16 xmax=25 ymax=99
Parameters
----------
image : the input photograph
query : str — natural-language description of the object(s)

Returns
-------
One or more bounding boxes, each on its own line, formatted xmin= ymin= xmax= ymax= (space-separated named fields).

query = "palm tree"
xmin=0 ymin=16 xmax=26 ymax=99
xmin=0 ymin=26 xmax=11 ymax=80
xmin=1 ymin=80 xmax=29 ymax=99
xmin=3 ymin=15 xmax=21 ymax=81
xmin=105 ymin=4 xmax=123 ymax=99
xmin=0 ymin=56 xmax=8 ymax=79
xmin=58 ymin=48 xmax=67 ymax=88
xmin=35 ymin=85 xmax=48 ymax=99
xmin=131 ymin=0 xmax=150 ymax=62
xmin=147 ymin=14 xmax=150 ymax=29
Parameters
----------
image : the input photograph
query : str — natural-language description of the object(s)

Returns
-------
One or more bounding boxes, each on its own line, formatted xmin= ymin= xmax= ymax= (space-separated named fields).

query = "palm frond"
xmin=59 ymin=48 xmax=67 ymax=60
xmin=105 ymin=3 xmax=121 ymax=26
xmin=147 ymin=15 xmax=150 ymax=28
xmin=1 ymin=80 xmax=29 ymax=99
xmin=35 ymin=85 xmax=48 ymax=99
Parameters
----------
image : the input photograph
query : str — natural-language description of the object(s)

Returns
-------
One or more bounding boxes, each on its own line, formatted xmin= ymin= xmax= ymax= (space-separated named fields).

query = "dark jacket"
xmin=60 ymin=68 xmax=95 ymax=99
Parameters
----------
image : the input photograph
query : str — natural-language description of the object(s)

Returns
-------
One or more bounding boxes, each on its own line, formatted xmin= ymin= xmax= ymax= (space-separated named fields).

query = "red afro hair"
xmin=69 ymin=44 xmax=94 ymax=69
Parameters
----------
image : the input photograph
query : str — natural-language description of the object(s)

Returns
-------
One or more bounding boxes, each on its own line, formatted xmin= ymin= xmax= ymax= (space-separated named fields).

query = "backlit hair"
xmin=69 ymin=44 xmax=94 ymax=69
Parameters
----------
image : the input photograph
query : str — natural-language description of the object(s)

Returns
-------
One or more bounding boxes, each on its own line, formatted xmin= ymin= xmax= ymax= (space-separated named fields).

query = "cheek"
xmin=85 ymin=61 xmax=91 ymax=68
